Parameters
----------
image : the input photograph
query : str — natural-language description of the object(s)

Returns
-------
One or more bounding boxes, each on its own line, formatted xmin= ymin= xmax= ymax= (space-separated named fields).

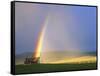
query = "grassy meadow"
xmin=15 ymin=62 xmax=97 ymax=74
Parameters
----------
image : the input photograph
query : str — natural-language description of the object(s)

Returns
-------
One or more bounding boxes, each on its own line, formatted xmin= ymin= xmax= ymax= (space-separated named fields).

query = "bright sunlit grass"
xmin=42 ymin=56 xmax=96 ymax=64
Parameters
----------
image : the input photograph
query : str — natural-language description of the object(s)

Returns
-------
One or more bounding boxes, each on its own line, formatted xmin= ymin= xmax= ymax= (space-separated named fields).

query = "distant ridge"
xmin=16 ymin=52 xmax=33 ymax=65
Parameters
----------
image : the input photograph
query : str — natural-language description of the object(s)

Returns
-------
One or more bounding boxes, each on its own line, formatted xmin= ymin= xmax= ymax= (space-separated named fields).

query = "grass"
xmin=15 ymin=62 xmax=97 ymax=74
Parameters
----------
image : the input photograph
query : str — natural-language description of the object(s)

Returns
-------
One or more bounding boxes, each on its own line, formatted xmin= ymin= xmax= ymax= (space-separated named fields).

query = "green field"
xmin=15 ymin=62 xmax=97 ymax=74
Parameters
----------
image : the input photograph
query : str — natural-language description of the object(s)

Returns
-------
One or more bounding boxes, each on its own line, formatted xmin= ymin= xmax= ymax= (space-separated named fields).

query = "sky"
xmin=15 ymin=2 xmax=96 ymax=55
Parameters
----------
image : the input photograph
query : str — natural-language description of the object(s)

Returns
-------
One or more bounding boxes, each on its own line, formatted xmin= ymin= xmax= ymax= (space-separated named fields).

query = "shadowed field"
xmin=15 ymin=55 xmax=97 ymax=74
xmin=15 ymin=62 xmax=97 ymax=74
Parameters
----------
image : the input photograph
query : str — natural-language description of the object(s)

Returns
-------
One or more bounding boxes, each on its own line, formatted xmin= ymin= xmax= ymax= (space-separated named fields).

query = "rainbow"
xmin=32 ymin=15 xmax=49 ymax=59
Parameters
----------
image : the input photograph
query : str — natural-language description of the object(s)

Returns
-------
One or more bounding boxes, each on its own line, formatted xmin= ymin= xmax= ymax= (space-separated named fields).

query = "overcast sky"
xmin=15 ymin=2 xmax=96 ymax=54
